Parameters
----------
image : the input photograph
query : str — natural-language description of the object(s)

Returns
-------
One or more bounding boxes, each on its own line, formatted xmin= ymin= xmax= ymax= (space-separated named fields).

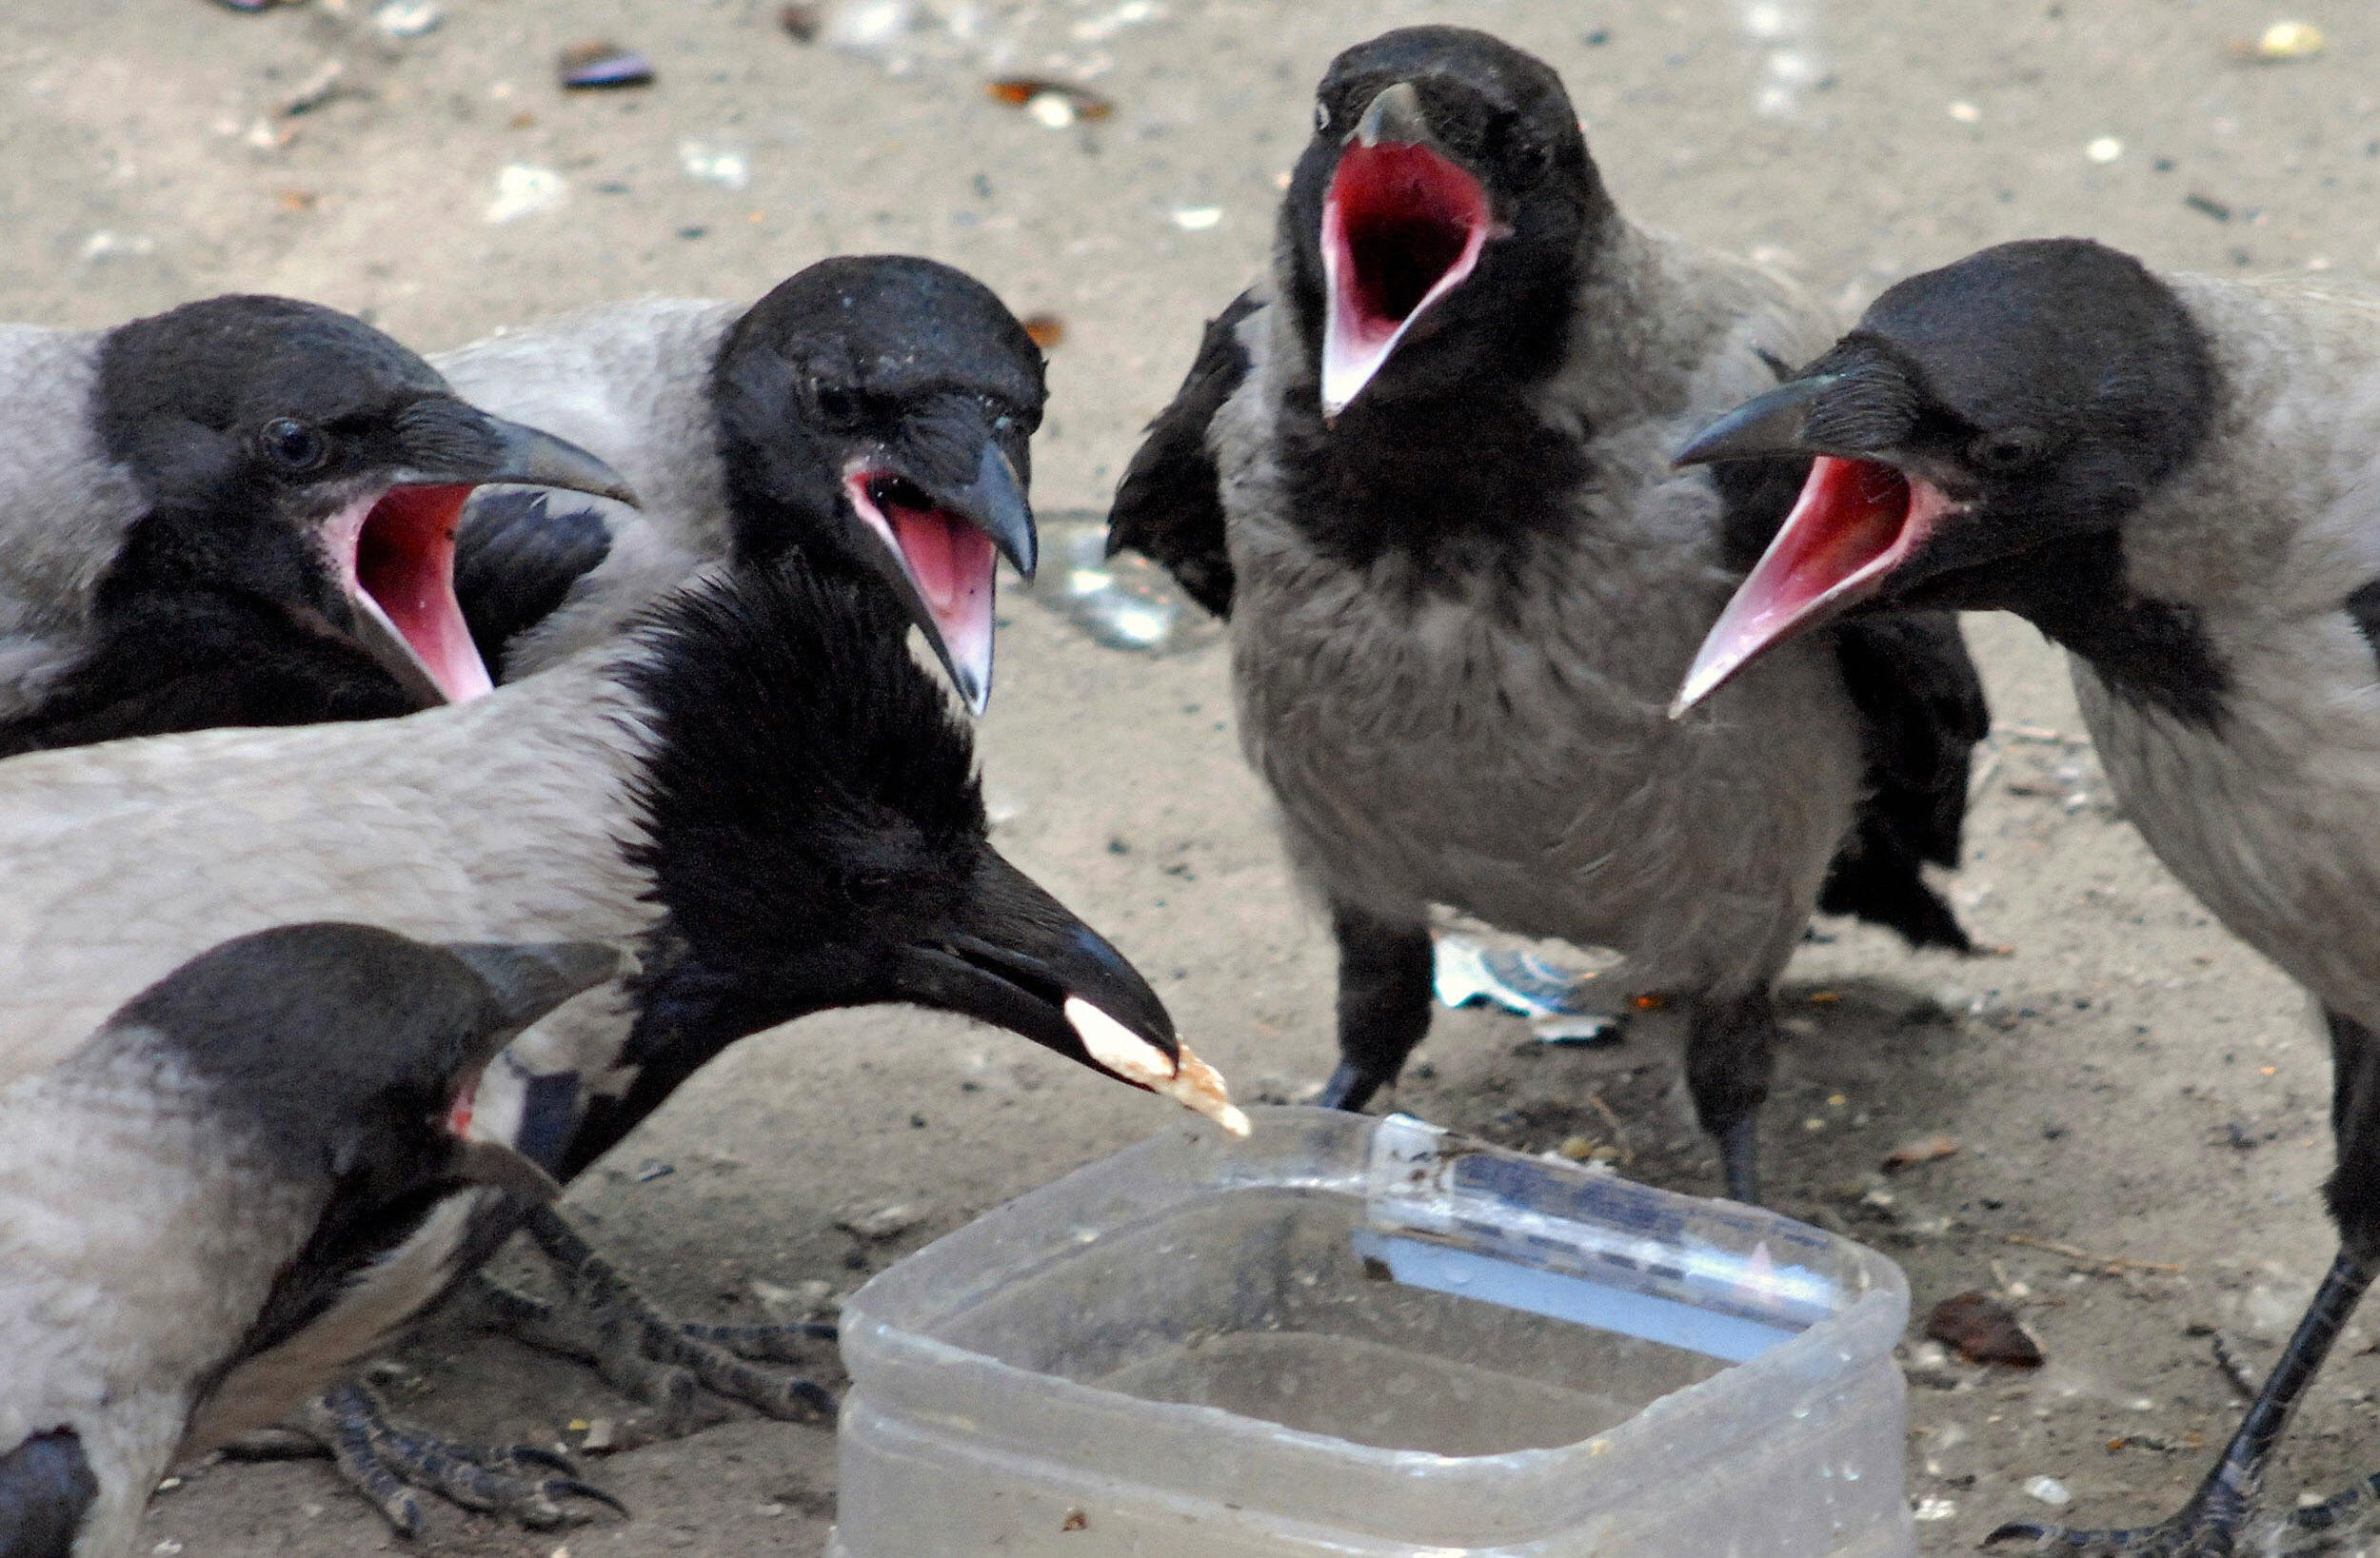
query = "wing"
xmin=1103 ymin=289 xmax=1263 ymax=619
xmin=1818 ymin=611 xmax=1991 ymax=951
xmin=453 ymin=489 xmax=614 ymax=680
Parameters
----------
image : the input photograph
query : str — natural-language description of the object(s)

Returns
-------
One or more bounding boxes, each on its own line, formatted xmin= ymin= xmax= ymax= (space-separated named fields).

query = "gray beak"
xmin=390 ymin=401 xmax=642 ymax=508
xmin=1353 ymin=80 xmax=1434 ymax=149
xmin=948 ymin=440 xmax=1037 ymax=580
xmin=1674 ymin=374 xmax=1841 ymax=468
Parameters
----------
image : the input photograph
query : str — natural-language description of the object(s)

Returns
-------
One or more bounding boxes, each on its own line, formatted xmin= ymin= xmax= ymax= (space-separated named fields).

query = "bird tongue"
xmin=339 ymin=483 xmax=495 ymax=703
xmin=1674 ymin=455 xmax=1948 ymax=714
xmin=1320 ymin=138 xmax=1491 ymax=415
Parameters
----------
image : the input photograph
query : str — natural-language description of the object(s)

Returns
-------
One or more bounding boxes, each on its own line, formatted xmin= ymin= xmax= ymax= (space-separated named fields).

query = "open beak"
xmin=1319 ymin=81 xmax=1494 ymax=418
xmin=892 ymin=849 xmax=1248 ymax=1134
xmin=438 ymin=937 xmax=625 ymax=1204
xmin=324 ymin=405 xmax=639 ymax=706
xmin=844 ymin=439 xmax=1036 ymax=716
xmin=1670 ymin=379 xmax=1961 ymax=715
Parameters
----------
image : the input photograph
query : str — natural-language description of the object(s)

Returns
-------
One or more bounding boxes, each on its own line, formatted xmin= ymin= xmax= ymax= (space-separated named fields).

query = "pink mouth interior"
xmin=1676 ymin=456 xmax=1947 ymax=712
xmin=352 ymin=483 xmax=495 ymax=702
xmin=1319 ymin=139 xmax=1491 ymax=412
xmin=846 ymin=470 xmax=999 ymax=703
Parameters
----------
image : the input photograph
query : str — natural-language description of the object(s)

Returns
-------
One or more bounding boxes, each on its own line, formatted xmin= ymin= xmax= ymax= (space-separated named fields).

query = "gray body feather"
xmin=2073 ymin=277 xmax=2380 ymax=1033
xmin=1221 ymin=225 xmax=1862 ymax=996
xmin=435 ymin=301 xmax=739 ymax=678
xmin=0 ymin=325 xmax=146 ymax=720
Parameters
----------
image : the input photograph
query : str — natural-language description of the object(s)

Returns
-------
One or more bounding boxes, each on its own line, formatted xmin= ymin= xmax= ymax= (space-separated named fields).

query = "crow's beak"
xmin=436 ymin=937 xmax=623 ymax=1206
xmin=1319 ymin=80 xmax=1492 ymax=418
xmin=892 ymin=848 xmax=1247 ymax=1134
xmin=324 ymin=403 xmax=640 ymax=705
xmin=844 ymin=434 xmax=1036 ymax=716
xmin=1672 ymin=375 xmax=1960 ymax=716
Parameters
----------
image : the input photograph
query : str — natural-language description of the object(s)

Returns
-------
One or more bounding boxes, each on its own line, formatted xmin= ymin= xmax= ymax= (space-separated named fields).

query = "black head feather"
xmin=710 ymin=255 xmax=1045 ymax=564
xmin=1270 ymin=29 xmax=1609 ymax=578
xmin=1284 ymin=27 xmax=1608 ymax=411
xmin=618 ymin=559 xmax=983 ymax=989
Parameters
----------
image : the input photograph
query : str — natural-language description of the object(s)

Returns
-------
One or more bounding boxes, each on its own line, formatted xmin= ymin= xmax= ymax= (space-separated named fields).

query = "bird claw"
xmin=486 ymin=1208 xmax=841 ymax=1435
xmin=294 ymin=1381 xmax=625 ymax=1536
xmin=1984 ymin=1503 xmax=2241 ymax=1556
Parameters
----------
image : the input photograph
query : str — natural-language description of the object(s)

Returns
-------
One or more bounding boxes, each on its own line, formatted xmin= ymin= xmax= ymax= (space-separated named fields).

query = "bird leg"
xmin=1683 ymin=991 xmax=1778 ymax=1205
xmin=486 ymin=1205 xmax=838 ymax=1435
xmin=226 ymin=1381 xmax=626 ymax=1536
xmin=1986 ymin=1008 xmax=2380 ymax=1556
xmin=1314 ymin=903 xmax=1436 ymax=1112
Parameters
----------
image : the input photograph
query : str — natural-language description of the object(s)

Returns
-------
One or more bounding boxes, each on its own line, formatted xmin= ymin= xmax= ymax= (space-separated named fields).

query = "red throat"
xmin=845 ymin=470 xmax=1000 ymax=709
xmin=1674 ymin=456 xmax=1956 ymax=713
xmin=1319 ymin=139 xmax=1491 ymax=415
xmin=347 ymin=483 xmax=494 ymax=702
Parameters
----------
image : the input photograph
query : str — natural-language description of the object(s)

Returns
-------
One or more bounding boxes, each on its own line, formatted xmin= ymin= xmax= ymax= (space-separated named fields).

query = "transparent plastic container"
xmin=829 ymin=1108 xmax=1913 ymax=1557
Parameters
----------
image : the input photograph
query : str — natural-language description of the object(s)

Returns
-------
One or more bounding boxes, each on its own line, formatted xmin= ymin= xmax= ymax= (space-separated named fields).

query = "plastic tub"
xmin=829 ymin=1107 xmax=1913 ymax=1557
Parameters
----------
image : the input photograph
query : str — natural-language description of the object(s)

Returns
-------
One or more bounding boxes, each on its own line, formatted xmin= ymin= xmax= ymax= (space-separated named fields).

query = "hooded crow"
xmin=1675 ymin=235 xmax=2380 ymax=1554
xmin=0 ymin=295 xmax=637 ymax=759
xmin=0 ymin=923 xmax=614 ymax=1558
xmin=1104 ymin=26 xmax=1985 ymax=1203
xmin=437 ymin=255 xmax=1041 ymax=711
xmin=0 ymin=548 xmax=1231 ymax=1528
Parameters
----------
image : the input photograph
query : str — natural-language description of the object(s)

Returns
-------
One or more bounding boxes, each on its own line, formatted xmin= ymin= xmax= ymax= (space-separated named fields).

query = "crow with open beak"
xmin=1104 ymin=26 xmax=1986 ymax=1204
xmin=0 ymin=547 xmax=1232 ymax=1533
xmin=0 ymin=295 xmax=636 ymax=758
xmin=0 ymin=923 xmax=614 ymax=1558
xmin=1675 ymin=235 xmax=2380 ymax=1556
xmin=437 ymin=255 xmax=1041 ymax=713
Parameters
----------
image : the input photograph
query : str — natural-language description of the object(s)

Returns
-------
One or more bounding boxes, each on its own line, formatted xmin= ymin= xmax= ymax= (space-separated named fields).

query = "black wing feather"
xmin=453 ymin=488 xmax=614 ymax=680
xmin=1103 ymin=289 xmax=1261 ymax=619
xmin=1818 ymin=611 xmax=1989 ymax=951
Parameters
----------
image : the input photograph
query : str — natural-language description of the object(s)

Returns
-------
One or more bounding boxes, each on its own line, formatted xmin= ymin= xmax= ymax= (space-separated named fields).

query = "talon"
xmin=1985 ymin=1524 xmax=2060 ymax=1548
xmin=506 ymin=1445 xmax=580 ymax=1475
xmin=548 ymin=1477 xmax=630 ymax=1517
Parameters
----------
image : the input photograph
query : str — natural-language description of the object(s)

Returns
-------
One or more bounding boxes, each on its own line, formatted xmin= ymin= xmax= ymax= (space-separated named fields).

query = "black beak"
xmin=1352 ymin=79 xmax=1436 ymax=149
xmin=390 ymin=398 xmax=642 ymax=506
xmin=847 ymin=422 xmax=1037 ymax=716
xmin=446 ymin=939 xmax=624 ymax=1033
xmin=893 ymin=848 xmax=1179 ymax=1079
xmin=1674 ymin=373 xmax=1842 ymax=468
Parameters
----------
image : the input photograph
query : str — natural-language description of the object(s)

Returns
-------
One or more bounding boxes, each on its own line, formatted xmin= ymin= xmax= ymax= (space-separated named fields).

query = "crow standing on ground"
xmin=0 ymin=924 xmax=615 ymax=1558
xmin=1676 ymin=235 xmax=2380 ymax=1555
xmin=1107 ymin=26 xmax=1986 ymax=1203
xmin=0 ymin=295 xmax=634 ymax=757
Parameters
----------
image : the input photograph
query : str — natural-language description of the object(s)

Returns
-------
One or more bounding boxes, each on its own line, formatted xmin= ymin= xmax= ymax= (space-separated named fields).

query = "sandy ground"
xmin=9 ymin=0 xmax=2380 ymax=1552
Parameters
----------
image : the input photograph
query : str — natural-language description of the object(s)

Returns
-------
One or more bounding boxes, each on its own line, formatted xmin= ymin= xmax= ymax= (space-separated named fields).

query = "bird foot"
xmin=2284 ymin=1470 xmax=2380 ymax=1549
xmin=1986 ymin=1495 xmax=2246 ymax=1557
xmin=1314 ymin=1061 xmax=1388 ymax=1113
xmin=242 ymin=1381 xmax=625 ymax=1536
xmin=484 ymin=1212 xmax=839 ymax=1435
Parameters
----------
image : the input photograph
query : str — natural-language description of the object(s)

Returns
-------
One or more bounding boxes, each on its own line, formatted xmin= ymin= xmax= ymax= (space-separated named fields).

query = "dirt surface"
xmin=9 ymin=1 xmax=2380 ymax=1552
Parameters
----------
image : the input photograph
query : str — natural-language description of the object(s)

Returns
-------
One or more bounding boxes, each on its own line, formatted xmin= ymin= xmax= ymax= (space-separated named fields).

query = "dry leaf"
xmin=1926 ymin=1290 xmax=2043 ymax=1367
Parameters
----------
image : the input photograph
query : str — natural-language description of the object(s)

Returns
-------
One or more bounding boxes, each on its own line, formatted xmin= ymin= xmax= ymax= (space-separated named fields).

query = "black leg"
xmin=498 ymin=1206 xmax=838 ymax=1433
xmin=1313 ymin=904 xmax=1434 ymax=1113
xmin=1684 ymin=991 xmax=1777 ymax=1205
xmin=1985 ymin=1006 xmax=2380 ymax=1556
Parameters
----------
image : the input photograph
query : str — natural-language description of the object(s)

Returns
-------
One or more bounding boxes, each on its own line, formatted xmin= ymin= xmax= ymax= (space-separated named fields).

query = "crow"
xmin=1106 ymin=26 xmax=1985 ymax=1202
xmin=0 ymin=923 xmax=613 ymax=1558
xmin=1676 ymin=234 xmax=2380 ymax=1555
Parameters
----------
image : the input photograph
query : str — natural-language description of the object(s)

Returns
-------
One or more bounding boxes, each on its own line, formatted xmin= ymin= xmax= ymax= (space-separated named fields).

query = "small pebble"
xmin=559 ymin=41 xmax=655 ymax=90
xmin=1170 ymin=206 xmax=1222 ymax=231
xmin=2086 ymin=136 xmax=2123 ymax=164
xmin=2023 ymin=1475 xmax=2072 ymax=1508
xmin=372 ymin=0 xmax=441 ymax=38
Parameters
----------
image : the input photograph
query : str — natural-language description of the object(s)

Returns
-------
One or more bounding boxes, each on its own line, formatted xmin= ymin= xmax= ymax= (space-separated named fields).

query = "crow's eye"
xmin=260 ymin=417 xmax=327 ymax=473
xmin=813 ymin=383 xmax=863 ymax=430
xmin=1970 ymin=428 xmax=2046 ymax=473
